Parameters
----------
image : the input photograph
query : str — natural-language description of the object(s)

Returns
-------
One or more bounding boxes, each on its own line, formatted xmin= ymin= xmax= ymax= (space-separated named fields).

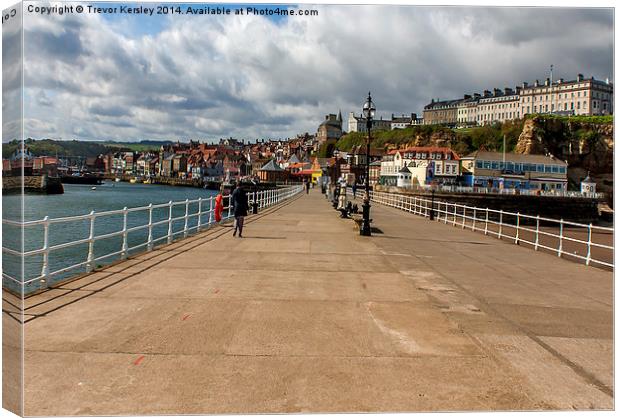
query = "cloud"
xmin=16 ymin=5 xmax=614 ymax=142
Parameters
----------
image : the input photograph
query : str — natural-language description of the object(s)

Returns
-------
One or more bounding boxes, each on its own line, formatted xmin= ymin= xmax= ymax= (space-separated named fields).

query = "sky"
xmin=1 ymin=2 xmax=615 ymax=143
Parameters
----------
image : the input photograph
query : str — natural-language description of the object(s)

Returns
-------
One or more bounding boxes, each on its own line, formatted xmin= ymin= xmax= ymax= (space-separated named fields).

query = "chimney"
xmin=606 ymin=78 xmax=610 ymax=85
xmin=411 ymin=113 xmax=417 ymax=120
xmin=504 ymin=87 xmax=513 ymax=95
xmin=391 ymin=113 xmax=394 ymax=119
xmin=545 ymin=78 xmax=550 ymax=86
xmin=483 ymin=89 xmax=491 ymax=96
xmin=522 ymin=82 xmax=528 ymax=89
xmin=493 ymin=88 xmax=501 ymax=96
xmin=325 ymin=115 xmax=329 ymax=120
xmin=577 ymin=73 xmax=584 ymax=82
xmin=515 ymin=86 xmax=522 ymax=94
xmin=464 ymin=94 xmax=471 ymax=99
xmin=473 ymin=93 xmax=481 ymax=99
xmin=559 ymin=78 xmax=564 ymax=83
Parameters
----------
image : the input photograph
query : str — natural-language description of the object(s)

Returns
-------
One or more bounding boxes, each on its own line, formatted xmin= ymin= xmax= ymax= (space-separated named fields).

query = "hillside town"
xmin=3 ymin=72 xmax=611 ymax=196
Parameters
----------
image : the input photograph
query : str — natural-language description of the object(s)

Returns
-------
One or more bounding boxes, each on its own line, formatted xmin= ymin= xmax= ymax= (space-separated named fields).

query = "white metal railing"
xmin=380 ymin=184 xmax=604 ymax=199
xmin=348 ymin=189 xmax=613 ymax=269
xmin=2 ymin=185 xmax=303 ymax=292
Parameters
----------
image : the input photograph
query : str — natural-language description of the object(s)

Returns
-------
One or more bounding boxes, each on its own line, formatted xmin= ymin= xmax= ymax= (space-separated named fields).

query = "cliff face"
xmin=515 ymin=117 xmax=613 ymax=205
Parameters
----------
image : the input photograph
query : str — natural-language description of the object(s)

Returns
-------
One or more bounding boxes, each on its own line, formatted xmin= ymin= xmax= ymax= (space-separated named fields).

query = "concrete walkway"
xmin=22 ymin=190 xmax=613 ymax=415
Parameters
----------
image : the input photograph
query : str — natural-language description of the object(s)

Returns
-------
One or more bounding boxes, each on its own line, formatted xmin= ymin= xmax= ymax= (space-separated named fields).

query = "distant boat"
xmin=143 ymin=178 xmax=152 ymax=184
xmin=115 ymin=178 xmax=121 ymax=182
xmin=91 ymin=186 xmax=97 ymax=190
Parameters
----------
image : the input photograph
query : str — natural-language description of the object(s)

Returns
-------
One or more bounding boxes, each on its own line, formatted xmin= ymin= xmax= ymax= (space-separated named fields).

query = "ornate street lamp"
xmin=360 ymin=92 xmax=375 ymax=236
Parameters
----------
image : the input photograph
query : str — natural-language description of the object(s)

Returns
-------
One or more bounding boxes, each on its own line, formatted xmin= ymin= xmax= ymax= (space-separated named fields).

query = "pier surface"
xmin=21 ymin=190 xmax=613 ymax=414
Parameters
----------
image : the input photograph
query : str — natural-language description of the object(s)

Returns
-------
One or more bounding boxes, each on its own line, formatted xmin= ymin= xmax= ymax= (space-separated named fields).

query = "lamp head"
xmin=362 ymin=92 xmax=376 ymax=120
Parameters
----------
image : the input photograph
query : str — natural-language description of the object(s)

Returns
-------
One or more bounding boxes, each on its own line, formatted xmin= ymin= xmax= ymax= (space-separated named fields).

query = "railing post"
xmin=498 ymin=210 xmax=503 ymax=239
xmin=167 ymin=201 xmax=173 ymax=244
xmin=86 ymin=210 xmax=96 ymax=272
xmin=228 ymin=193 xmax=233 ymax=218
xmin=472 ymin=208 xmax=476 ymax=231
xmin=462 ymin=206 xmax=466 ymax=229
xmin=444 ymin=202 xmax=448 ymax=224
xmin=183 ymin=199 xmax=189 ymax=238
xmin=121 ymin=207 xmax=128 ymax=260
xmin=40 ymin=216 xmax=50 ymax=283
xmin=208 ymin=196 xmax=214 ymax=225
xmin=147 ymin=204 xmax=153 ymax=251
xmin=534 ymin=215 xmax=540 ymax=251
xmin=484 ymin=208 xmax=489 ymax=235
xmin=586 ymin=223 xmax=592 ymax=265
xmin=197 ymin=198 xmax=202 ymax=231
xmin=453 ymin=205 xmax=457 ymax=226
xmin=557 ymin=218 xmax=563 ymax=257
xmin=515 ymin=212 xmax=520 ymax=244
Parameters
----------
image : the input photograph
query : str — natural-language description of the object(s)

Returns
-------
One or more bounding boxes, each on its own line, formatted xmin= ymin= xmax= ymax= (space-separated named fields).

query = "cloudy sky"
xmin=2 ymin=2 xmax=614 ymax=142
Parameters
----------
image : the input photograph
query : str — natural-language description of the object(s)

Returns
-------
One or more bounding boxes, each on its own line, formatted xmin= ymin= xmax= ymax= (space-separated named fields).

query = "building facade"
xmin=317 ymin=113 xmax=343 ymax=144
xmin=425 ymin=73 xmax=613 ymax=127
xmin=461 ymin=151 xmax=568 ymax=191
xmin=380 ymin=146 xmax=461 ymax=186
xmin=519 ymin=74 xmax=613 ymax=116
xmin=423 ymin=99 xmax=460 ymax=125
xmin=347 ymin=112 xmax=392 ymax=133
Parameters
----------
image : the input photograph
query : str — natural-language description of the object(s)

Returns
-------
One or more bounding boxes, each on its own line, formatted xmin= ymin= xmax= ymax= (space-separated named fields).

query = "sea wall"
xmin=2 ymin=175 xmax=63 ymax=194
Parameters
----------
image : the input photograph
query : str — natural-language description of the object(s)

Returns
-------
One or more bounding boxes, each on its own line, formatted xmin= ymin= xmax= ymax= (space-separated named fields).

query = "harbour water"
xmin=2 ymin=182 xmax=220 ymax=293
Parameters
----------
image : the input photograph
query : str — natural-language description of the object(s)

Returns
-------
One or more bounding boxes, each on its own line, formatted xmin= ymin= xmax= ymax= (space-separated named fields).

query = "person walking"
xmin=305 ymin=179 xmax=310 ymax=194
xmin=214 ymin=186 xmax=224 ymax=223
xmin=231 ymin=181 xmax=249 ymax=238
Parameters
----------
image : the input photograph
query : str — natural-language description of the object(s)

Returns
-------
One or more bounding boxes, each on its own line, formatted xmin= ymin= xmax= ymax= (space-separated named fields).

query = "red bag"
xmin=214 ymin=194 xmax=223 ymax=222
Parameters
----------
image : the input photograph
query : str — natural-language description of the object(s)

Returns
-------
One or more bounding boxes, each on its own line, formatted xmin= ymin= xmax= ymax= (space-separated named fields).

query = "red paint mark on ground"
xmin=133 ymin=355 xmax=145 ymax=366
xmin=182 ymin=314 xmax=191 ymax=321
xmin=214 ymin=289 xmax=220 ymax=294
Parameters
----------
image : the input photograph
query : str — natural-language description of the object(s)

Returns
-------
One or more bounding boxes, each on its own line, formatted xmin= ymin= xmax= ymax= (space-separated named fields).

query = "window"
xmin=577 ymin=101 xmax=580 ymax=110
xmin=536 ymin=164 xmax=544 ymax=172
xmin=483 ymin=160 xmax=491 ymax=169
xmin=514 ymin=163 xmax=522 ymax=172
xmin=491 ymin=161 xmax=499 ymax=169
xmin=545 ymin=165 xmax=552 ymax=173
xmin=571 ymin=102 xmax=574 ymax=110
xmin=559 ymin=166 xmax=566 ymax=174
xmin=476 ymin=161 xmax=483 ymax=169
xmin=552 ymin=165 xmax=559 ymax=173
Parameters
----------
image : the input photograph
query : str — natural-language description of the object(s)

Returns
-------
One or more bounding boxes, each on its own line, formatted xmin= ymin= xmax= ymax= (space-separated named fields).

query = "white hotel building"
xmin=519 ymin=74 xmax=613 ymax=116
xmin=427 ymin=73 xmax=613 ymax=127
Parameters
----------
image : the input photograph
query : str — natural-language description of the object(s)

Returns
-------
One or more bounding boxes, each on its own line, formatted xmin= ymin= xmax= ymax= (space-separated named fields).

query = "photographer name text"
xmin=25 ymin=4 xmax=318 ymax=17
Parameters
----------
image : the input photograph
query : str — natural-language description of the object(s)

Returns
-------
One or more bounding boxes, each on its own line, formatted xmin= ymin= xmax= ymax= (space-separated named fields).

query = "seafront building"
xmin=425 ymin=73 xmax=613 ymax=127
xmin=380 ymin=146 xmax=461 ymax=187
xmin=460 ymin=151 xmax=568 ymax=191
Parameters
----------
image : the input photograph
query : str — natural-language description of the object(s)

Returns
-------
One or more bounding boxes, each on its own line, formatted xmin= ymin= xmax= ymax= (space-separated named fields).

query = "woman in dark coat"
xmin=231 ymin=181 xmax=249 ymax=237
